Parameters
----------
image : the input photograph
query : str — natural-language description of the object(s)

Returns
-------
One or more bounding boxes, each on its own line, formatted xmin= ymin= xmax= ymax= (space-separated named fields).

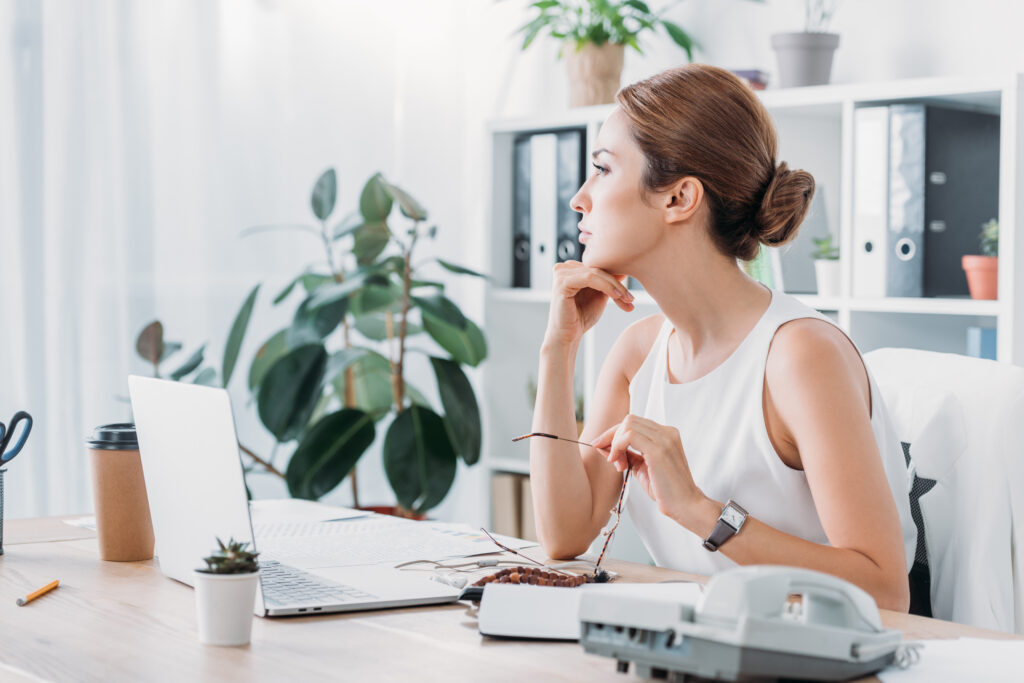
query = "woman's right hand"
xmin=544 ymin=261 xmax=635 ymax=347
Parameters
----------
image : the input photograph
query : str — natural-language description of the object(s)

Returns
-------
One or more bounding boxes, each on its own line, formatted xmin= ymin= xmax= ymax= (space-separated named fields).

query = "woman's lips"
xmin=579 ymin=231 xmax=592 ymax=243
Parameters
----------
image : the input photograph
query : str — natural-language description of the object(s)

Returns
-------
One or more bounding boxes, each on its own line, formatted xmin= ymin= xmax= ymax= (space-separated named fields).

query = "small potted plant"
xmin=811 ymin=233 xmax=841 ymax=297
xmin=513 ymin=0 xmax=701 ymax=108
xmin=193 ymin=537 xmax=260 ymax=646
xmin=962 ymin=218 xmax=998 ymax=300
xmin=771 ymin=0 xmax=841 ymax=87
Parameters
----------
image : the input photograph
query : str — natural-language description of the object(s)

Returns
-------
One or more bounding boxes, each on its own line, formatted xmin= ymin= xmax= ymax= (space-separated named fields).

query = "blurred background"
xmin=2 ymin=0 xmax=1023 ymax=525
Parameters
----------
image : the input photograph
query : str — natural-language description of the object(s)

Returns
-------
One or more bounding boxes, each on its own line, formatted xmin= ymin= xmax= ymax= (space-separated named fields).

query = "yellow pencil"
xmin=16 ymin=579 xmax=59 ymax=606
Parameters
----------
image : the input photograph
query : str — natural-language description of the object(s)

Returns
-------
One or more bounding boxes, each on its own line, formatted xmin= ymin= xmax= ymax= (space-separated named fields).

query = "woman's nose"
xmin=570 ymin=187 xmax=588 ymax=214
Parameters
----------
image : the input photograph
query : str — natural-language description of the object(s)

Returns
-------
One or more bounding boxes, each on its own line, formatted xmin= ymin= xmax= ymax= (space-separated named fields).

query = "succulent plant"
xmin=198 ymin=537 xmax=260 ymax=574
xmin=980 ymin=218 xmax=999 ymax=257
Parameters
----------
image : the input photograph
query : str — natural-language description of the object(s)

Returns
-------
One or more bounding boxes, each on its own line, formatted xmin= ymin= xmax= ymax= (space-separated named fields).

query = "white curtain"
xmin=0 ymin=0 xmax=546 ymax=522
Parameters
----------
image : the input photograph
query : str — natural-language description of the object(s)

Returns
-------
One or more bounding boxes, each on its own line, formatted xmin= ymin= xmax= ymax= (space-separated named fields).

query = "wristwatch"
xmin=702 ymin=499 xmax=748 ymax=552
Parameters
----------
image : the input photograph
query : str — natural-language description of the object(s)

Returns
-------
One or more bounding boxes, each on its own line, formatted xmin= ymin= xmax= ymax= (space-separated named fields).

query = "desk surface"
xmin=1 ymin=517 xmax=1018 ymax=682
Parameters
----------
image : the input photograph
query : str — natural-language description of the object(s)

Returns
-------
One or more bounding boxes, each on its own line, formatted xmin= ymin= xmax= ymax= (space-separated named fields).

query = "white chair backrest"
xmin=864 ymin=348 xmax=1024 ymax=634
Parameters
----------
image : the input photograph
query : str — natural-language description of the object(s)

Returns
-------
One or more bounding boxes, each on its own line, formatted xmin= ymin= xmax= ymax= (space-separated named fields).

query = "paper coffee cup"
xmin=86 ymin=423 xmax=155 ymax=561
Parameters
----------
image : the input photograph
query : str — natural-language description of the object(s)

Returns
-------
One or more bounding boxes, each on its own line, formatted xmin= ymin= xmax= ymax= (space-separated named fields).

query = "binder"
xmin=852 ymin=105 xmax=925 ymax=297
xmin=512 ymin=137 xmax=532 ymax=288
xmin=530 ymin=133 xmax=558 ymax=291
xmin=922 ymin=107 xmax=1000 ymax=297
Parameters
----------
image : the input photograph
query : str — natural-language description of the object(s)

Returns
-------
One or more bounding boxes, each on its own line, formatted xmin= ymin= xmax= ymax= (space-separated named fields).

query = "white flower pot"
xmin=193 ymin=569 xmax=259 ymax=646
xmin=814 ymin=259 xmax=841 ymax=297
xmin=771 ymin=32 xmax=840 ymax=87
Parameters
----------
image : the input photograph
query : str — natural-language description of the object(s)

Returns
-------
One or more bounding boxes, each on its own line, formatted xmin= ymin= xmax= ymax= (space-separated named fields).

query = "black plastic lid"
xmin=86 ymin=423 xmax=139 ymax=450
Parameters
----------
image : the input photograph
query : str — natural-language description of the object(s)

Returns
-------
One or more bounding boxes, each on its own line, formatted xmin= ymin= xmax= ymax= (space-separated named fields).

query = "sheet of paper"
xmin=478 ymin=582 xmax=704 ymax=641
xmin=250 ymin=498 xmax=370 ymax=526
xmin=877 ymin=638 xmax=1024 ymax=683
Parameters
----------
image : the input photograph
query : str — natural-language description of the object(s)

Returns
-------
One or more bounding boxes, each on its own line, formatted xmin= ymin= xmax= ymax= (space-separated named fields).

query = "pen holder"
xmin=0 ymin=467 xmax=6 ymax=555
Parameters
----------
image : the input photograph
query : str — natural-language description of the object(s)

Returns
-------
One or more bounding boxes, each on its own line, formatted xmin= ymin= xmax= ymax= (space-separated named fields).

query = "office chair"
xmin=864 ymin=347 xmax=1024 ymax=634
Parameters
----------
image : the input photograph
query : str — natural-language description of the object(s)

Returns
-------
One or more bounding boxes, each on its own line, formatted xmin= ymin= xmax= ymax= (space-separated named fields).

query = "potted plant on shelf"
xmin=134 ymin=169 xmax=488 ymax=518
xmin=771 ymin=0 xmax=841 ymax=88
xmin=811 ymin=233 xmax=840 ymax=297
xmin=512 ymin=0 xmax=701 ymax=108
xmin=963 ymin=218 xmax=998 ymax=300
xmin=193 ymin=537 xmax=260 ymax=646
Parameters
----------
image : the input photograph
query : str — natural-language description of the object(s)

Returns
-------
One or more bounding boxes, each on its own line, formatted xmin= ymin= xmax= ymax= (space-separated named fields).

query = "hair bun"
xmin=754 ymin=161 xmax=815 ymax=247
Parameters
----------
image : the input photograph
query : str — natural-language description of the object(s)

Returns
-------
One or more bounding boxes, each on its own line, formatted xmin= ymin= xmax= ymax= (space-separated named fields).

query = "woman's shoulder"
xmin=611 ymin=313 xmax=667 ymax=384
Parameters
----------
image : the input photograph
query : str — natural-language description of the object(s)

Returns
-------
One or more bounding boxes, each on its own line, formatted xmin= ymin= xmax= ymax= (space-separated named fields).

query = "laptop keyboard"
xmin=259 ymin=560 xmax=378 ymax=608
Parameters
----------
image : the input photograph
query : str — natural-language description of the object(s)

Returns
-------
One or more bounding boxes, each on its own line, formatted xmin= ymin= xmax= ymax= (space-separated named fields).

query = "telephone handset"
xmin=579 ymin=565 xmax=915 ymax=681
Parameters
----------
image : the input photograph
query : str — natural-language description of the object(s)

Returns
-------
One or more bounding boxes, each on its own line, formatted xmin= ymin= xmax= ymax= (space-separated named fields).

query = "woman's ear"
xmin=664 ymin=177 xmax=704 ymax=224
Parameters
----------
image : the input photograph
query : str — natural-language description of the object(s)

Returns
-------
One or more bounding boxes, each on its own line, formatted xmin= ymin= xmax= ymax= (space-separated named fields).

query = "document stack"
xmin=512 ymin=129 xmax=586 ymax=289
xmin=852 ymin=104 xmax=999 ymax=298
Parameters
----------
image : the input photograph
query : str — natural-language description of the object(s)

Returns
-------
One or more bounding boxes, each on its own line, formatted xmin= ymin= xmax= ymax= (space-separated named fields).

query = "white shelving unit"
xmin=478 ymin=74 xmax=1024 ymax=524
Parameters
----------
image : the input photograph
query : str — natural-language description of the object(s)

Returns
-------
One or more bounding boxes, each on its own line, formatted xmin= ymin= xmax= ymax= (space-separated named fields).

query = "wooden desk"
xmin=0 ymin=517 xmax=1017 ymax=682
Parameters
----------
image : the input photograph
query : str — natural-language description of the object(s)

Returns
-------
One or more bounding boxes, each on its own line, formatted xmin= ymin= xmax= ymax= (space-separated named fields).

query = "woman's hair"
xmin=616 ymin=64 xmax=815 ymax=262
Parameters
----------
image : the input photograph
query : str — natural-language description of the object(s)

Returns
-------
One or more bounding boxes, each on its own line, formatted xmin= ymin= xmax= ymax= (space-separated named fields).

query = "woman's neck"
xmin=633 ymin=246 xmax=771 ymax=364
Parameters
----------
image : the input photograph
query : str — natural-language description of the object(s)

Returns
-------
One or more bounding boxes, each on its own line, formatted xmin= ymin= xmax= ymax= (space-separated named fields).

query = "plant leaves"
xmin=435 ymin=259 xmax=488 ymax=279
xmin=422 ymin=314 xmax=488 ymax=367
xmin=429 ymin=357 xmax=481 ymax=465
xmin=257 ymin=344 xmax=328 ymax=442
xmin=306 ymin=272 xmax=368 ymax=309
xmin=285 ymin=408 xmax=376 ymax=500
xmin=325 ymin=347 xmax=372 ymax=381
xmin=288 ymin=294 xmax=348 ymax=347
xmin=354 ymin=312 xmax=422 ymax=341
xmin=383 ymin=405 xmax=458 ymax=513
xmin=332 ymin=351 xmax=394 ymax=420
xmin=410 ymin=294 xmax=467 ymax=329
xmin=136 ymin=321 xmax=164 ymax=365
xmin=193 ymin=367 xmax=218 ymax=386
xmin=353 ymin=221 xmax=391 ymax=265
xmin=311 ymin=168 xmax=337 ymax=221
xmin=350 ymin=283 xmax=401 ymax=317
xmin=660 ymin=19 xmax=695 ymax=61
xmin=382 ymin=180 xmax=428 ymax=221
xmin=248 ymin=329 xmax=289 ymax=392
xmin=332 ymin=209 xmax=364 ymax=240
xmin=404 ymin=380 xmax=430 ymax=408
xmin=301 ymin=273 xmax=336 ymax=293
xmin=223 ymin=284 xmax=260 ymax=387
xmin=359 ymin=173 xmax=393 ymax=222
xmin=170 ymin=344 xmax=206 ymax=380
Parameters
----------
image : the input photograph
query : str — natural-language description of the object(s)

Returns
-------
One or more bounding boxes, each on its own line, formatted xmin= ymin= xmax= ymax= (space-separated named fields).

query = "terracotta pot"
xmin=357 ymin=505 xmax=426 ymax=521
xmin=565 ymin=42 xmax=624 ymax=107
xmin=962 ymin=255 xmax=998 ymax=300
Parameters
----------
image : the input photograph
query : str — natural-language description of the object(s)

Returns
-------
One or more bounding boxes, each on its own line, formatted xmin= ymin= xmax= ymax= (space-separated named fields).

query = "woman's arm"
xmin=595 ymin=319 xmax=911 ymax=611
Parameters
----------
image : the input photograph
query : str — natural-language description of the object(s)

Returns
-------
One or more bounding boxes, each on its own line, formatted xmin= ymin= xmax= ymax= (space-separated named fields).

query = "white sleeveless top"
xmin=625 ymin=289 xmax=917 ymax=575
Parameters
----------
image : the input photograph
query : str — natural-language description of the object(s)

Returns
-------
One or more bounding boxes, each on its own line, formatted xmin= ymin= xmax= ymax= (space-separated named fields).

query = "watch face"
xmin=722 ymin=505 xmax=745 ymax=529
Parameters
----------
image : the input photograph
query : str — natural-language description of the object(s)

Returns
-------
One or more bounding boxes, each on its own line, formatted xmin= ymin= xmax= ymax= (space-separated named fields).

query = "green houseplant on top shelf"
xmin=135 ymin=169 xmax=488 ymax=516
xmin=514 ymin=0 xmax=761 ymax=108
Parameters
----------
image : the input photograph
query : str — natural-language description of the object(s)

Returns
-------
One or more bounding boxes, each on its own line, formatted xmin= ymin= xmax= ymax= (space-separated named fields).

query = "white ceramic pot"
xmin=814 ymin=259 xmax=841 ymax=297
xmin=771 ymin=32 xmax=840 ymax=87
xmin=193 ymin=569 xmax=259 ymax=646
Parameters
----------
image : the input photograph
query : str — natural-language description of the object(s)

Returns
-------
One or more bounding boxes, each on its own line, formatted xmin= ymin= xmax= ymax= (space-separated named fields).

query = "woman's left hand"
xmin=591 ymin=415 xmax=706 ymax=523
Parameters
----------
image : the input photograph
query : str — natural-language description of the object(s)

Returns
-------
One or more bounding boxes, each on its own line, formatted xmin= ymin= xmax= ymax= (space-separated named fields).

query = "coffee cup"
xmin=86 ymin=423 xmax=155 ymax=561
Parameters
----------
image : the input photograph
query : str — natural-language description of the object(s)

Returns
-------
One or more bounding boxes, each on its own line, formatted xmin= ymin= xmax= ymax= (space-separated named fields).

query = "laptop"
xmin=127 ymin=375 xmax=462 ymax=617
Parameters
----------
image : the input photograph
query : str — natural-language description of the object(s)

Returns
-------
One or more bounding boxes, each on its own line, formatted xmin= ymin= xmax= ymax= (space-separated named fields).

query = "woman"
xmin=528 ymin=64 xmax=917 ymax=612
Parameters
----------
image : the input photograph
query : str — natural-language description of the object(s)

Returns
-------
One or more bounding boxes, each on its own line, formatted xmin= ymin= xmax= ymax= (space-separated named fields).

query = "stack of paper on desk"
xmin=877 ymin=638 xmax=1024 ymax=682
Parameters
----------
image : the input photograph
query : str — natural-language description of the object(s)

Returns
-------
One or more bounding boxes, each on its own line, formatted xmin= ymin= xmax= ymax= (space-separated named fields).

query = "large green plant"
xmin=136 ymin=170 xmax=487 ymax=514
xmin=515 ymin=0 xmax=762 ymax=61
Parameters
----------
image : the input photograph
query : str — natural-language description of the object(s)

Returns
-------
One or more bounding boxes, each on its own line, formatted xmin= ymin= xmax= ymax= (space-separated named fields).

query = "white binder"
xmin=852 ymin=106 xmax=890 ymax=297
xmin=529 ymin=133 xmax=558 ymax=291
xmin=852 ymin=105 xmax=926 ymax=298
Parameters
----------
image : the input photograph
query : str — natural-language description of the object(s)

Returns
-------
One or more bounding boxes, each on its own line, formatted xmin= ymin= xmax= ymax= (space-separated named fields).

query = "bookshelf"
xmin=478 ymin=73 xmax=1024 ymax=558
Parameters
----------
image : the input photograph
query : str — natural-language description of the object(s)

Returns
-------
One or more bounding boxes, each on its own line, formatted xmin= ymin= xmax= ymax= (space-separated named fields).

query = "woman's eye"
xmin=591 ymin=163 xmax=609 ymax=176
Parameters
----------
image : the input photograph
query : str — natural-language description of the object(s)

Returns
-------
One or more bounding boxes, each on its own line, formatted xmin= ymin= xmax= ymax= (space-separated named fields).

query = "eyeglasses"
xmin=513 ymin=431 xmax=631 ymax=581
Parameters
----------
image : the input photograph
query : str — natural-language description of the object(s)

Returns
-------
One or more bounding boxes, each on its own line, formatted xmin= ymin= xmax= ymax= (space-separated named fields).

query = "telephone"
xmin=578 ymin=565 xmax=909 ymax=681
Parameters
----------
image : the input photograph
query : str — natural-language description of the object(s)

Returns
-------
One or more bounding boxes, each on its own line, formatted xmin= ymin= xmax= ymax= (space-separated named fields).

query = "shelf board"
xmin=486 ymin=457 xmax=531 ymax=475
xmin=845 ymin=296 xmax=1001 ymax=316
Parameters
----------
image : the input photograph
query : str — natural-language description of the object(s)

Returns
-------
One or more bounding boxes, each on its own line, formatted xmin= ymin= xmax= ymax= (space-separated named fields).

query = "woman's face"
xmin=570 ymin=107 xmax=663 ymax=274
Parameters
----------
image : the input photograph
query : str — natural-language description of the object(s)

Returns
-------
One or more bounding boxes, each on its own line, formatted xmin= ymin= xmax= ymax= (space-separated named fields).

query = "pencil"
xmin=16 ymin=579 xmax=59 ymax=606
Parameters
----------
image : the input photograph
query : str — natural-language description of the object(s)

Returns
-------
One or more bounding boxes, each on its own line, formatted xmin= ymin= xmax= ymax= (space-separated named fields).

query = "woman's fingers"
xmin=556 ymin=262 xmax=634 ymax=306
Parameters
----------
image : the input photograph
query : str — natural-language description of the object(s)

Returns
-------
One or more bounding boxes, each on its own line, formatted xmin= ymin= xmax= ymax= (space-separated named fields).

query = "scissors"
xmin=0 ymin=411 xmax=33 ymax=465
